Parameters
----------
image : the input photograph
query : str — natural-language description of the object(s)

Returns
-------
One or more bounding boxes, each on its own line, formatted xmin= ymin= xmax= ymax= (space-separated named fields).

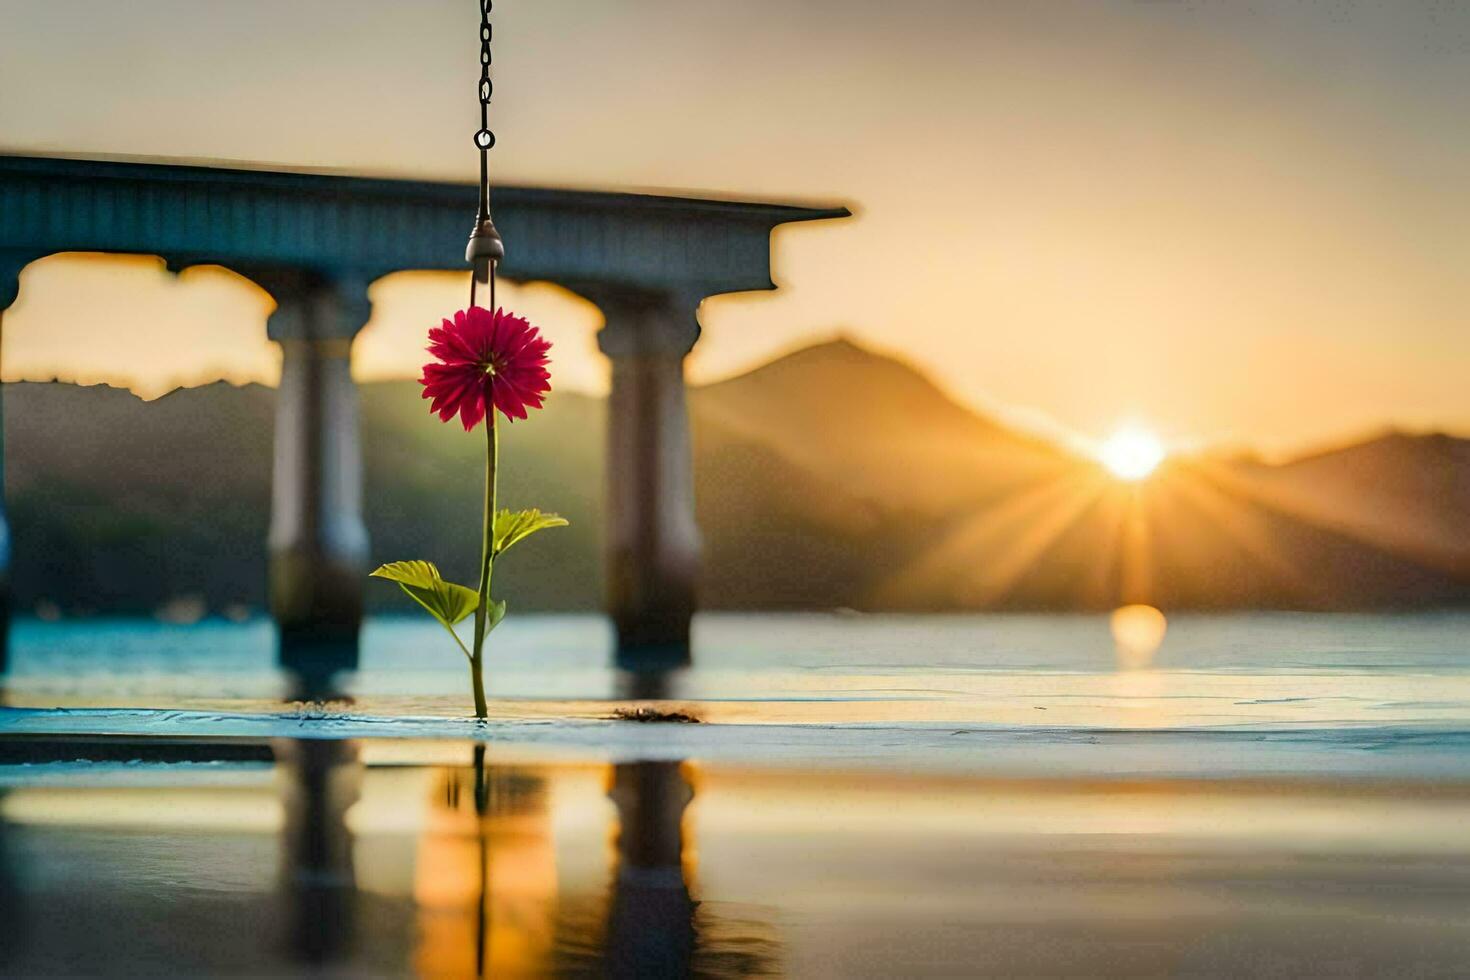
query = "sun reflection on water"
xmin=1110 ymin=604 xmax=1168 ymax=670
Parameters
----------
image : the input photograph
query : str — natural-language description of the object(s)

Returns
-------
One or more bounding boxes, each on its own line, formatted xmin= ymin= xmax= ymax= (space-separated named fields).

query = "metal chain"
xmin=468 ymin=0 xmax=498 ymax=310
xmin=474 ymin=0 xmax=494 ymax=220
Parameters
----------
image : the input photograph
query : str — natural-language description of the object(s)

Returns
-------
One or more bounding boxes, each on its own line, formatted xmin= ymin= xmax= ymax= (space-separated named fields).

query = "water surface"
xmin=7 ymin=613 xmax=1470 ymax=756
xmin=5 ymin=613 xmax=1470 ymax=975
xmin=5 ymin=746 xmax=1470 ymax=977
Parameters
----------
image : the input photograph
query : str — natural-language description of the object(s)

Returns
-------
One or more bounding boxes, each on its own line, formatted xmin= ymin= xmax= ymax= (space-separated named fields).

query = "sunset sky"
xmin=2 ymin=0 xmax=1468 ymax=457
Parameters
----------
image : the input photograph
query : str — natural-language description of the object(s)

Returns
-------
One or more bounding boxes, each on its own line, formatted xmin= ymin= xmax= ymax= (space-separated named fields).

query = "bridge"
xmin=0 ymin=153 xmax=848 ymax=683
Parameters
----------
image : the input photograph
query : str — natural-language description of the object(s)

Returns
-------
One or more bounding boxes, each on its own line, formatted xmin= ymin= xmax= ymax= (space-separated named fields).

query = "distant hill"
xmin=689 ymin=339 xmax=1073 ymax=608
xmin=695 ymin=338 xmax=1070 ymax=517
xmin=3 ymin=377 xmax=606 ymax=615
xmin=4 ymin=339 xmax=1468 ymax=615
xmin=1215 ymin=432 xmax=1470 ymax=580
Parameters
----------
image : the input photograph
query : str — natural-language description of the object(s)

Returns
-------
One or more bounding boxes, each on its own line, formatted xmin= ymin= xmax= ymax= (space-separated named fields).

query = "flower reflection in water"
xmin=403 ymin=746 xmax=779 ymax=978
xmin=413 ymin=747 xmax=558 ymax=978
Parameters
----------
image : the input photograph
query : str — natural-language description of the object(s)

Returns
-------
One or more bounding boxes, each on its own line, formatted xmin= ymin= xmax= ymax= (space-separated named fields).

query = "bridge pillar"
xmin=0 ymin=309 xmax=9 ymax=673
xmin=257 ymin=271 xmax=371 ymax=692
xmin=0 ymin=258 xmax=23 ymax=673
xmin=588 ymin=287 xmax=702 ymax=665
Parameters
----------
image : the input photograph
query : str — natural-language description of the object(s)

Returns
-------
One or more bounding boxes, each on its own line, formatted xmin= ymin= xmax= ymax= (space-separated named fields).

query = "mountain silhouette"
xmin=4 ymin=339 xmax=1467 ymax=615
xmin=1216 ymin=432 xmax=1470 ymax=580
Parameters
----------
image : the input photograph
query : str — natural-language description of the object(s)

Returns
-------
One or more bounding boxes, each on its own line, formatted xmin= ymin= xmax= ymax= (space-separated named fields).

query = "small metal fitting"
xmin=465 ymin=216 xmax=504 ymax=283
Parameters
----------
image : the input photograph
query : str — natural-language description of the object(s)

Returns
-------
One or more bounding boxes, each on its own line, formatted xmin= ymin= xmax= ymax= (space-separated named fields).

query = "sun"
xmin=1099 ymin=426 xmax=1166 ymax=481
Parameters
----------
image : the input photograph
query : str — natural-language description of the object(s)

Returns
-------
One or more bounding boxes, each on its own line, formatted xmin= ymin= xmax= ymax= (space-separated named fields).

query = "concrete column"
xmin=0 ymin=258 xmax=22 ymax=673
xmin=587 ymin=287 xmax=703 ymax=662
xmin=256 ymin=271 xmax=371 ymax=689
xmin=0 ymin=309 xmax=9 ymax=673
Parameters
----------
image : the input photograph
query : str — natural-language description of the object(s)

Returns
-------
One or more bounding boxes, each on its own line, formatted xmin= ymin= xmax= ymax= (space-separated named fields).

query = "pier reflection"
xmin=604 ymin=760 xmax=697 ymax=977
xmin=274 ymin=737 xmax=361 ymax=966
xmin=0 ymin=788 xmax=23 ymax=973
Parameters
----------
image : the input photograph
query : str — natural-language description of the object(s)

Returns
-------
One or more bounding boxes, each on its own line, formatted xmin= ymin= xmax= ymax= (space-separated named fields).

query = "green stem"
xmin=439 ymin=620 xmax=473 ymax=663
xmin=469 ymin=411 xmax=499 ymax=719
xmin=469 ymin=654 xmax=487 ymax=720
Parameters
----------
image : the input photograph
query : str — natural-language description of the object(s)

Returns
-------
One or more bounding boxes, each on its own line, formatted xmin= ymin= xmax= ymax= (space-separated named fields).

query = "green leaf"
xmin=474 ymin=599 xmax=508 ymax=646
xmin=486 ymin=599 xmax=508 ymax=635
xmin=493 ymin=508 xmax=569 ymax=557
xmin=370 ymin=560 xmax=479 ymax=628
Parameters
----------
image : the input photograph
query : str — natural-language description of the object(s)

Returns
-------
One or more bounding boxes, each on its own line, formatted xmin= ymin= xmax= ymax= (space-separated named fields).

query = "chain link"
xmin=474 ymin=0 xmax=494 ymax=219
xmin=467 ymin=0 xmax=498 ymax=306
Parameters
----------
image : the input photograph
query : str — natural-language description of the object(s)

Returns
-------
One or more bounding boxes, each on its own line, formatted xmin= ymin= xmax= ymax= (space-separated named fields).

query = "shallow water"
xmin=6 ymin=613 xmax=1470 ymax=772
xmin=4 ymin=746 xmax=1470 ymax=977
xmin=5 ymin=612 xmax=1470 ymax=975
xmin=13 ymin=611 xmax=1470 ymax=684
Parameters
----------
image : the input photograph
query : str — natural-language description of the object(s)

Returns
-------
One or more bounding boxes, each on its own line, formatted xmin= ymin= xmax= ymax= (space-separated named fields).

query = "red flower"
xmin=420 ymin=306 xmax=552 ymax=429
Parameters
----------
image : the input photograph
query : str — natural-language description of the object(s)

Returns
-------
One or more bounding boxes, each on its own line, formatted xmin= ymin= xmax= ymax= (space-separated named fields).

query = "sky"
xmin=2 ymin=0 xmax=1469 ymax=457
